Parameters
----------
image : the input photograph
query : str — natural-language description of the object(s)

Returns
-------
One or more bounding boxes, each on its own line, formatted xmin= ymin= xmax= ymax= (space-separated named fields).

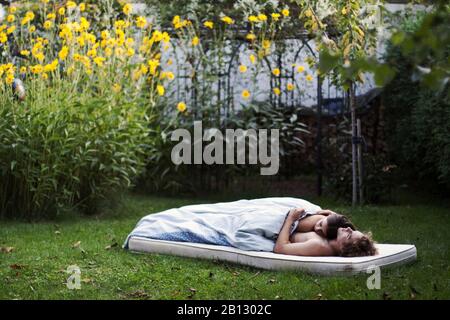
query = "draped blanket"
xmin=124 ymin=197 xmax=322 ymax=252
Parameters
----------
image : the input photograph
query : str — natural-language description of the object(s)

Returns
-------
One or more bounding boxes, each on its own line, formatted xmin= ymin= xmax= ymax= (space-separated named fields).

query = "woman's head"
xmin=314 ymin=214 xmax=355 ymax=240
xmin=335 ymin=227 xmax=378 ymax=257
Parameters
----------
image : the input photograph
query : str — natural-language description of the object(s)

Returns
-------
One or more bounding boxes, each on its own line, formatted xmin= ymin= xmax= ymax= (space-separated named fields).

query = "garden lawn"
xmin=0 ymin=193 xmax=449 ymax=300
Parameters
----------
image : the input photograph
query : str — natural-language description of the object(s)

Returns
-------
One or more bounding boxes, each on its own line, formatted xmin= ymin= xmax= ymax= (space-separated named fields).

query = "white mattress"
xmin=128 ymin=236 xmax=417 ymax=275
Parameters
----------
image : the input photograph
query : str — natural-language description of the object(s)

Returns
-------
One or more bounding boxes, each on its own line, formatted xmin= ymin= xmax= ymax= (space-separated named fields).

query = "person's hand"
xmin=317 ymin=209 xmax=337 ymax=216
xmin=288 ymin=208 xmax=305 ymax=221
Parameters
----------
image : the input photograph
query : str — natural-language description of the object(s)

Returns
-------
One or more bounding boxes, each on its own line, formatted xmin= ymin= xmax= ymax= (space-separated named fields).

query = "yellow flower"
xmin=203 ymin=21 xmax=213 ymax=29
xmin=40 ymin=0 xmax=49 ymax=4
xmin=9 ymin=6 xmax=17 ymax=14
xmin=80 ymin=17 xmax=90 ymax=31
xmin=123 ymin=4 xmax=132 ymax=15
xmin=177 ymin=102 xmax=187 ymax=113
xmin=273 ymin=88 xmax=281 ymax=95
xmin=166 ymin=58 xmax=173 ymax=66
xmin=148 ymin=58 xmax=160 ymax=75
xmin=59 ymin=46 xmax=69 ymax=60
xmin=112 ymin=83 xmax=121 ymax=93
xmin=239 ymin=65 xmax=247 ymax=73
xmin=248 ymin=15 xmax=259 ymax=23
xmin=58 ymin=7 xmax=65 ymax=16
xmin=282 ymin=9 xmax=290 ymax=17
xmin=43 ymin=60 xmax=58 ymax=73
xmin=341 ymin=7 xmax=347 ymax=15
xmin=306 ymin=74 xmax=313 ymax=81
xmin=41 ymin=73 xmax=49 ymax=80
xmin=287 ymin=83 xmax=295 ymax=91
xmin=262 ymin=40 xmax=271 ymax=49
xmin=21 ymin=17 xmax=30 ymax=26
xmin=94 ymin=56 xmax=106 ymax=67
xmin=151 ymin=30 xmax=163 ymax=42
xmin=272 ymin=68 xmax=280 ymax=76
xmin=7 ymin=26 xmax=15 ymax=34
xmin=125 ymin=38 xmax=134 ymax=47
xmin=66 ymin=1 xmax=77 ymax=9
xmin=140 ymin=64 xmax=149 ymax=75
xmin=136 ymin=16 xmax=147 ymax=29
xmin=86 ymin=49 xmax=97 ymax=58
xmin=166 ymin=71 xmax=175 ymax=80
xmin=221 ymin=16 xmax=234 ymax=25
xmin=115 ymin=47 xmax=125 ymax=57
xmin=246 ymin=33 xmax=256 ymax=41
xmin=249 ymin=54 xmax=256 ymax=64
xmin=59 ymin=25 xmax=72 ymax=40
xmin=296 ymin=65 xmax=305 ymax=73
xmin=20 ymin=66 xmax=27 ymax=73
xmin=101 ymin=30 xmax=110 ymax=40
xmin=25 ymin=11 xmax=35 ymax=21
xmin=6 ymin=73 xmax=14 ymax=85
xmin=34 ymin=52 xmax=45 ymax=62
xmin=67 ymin=65 xmax=75 ymax=75
xmin=258 ymin=14 xmax=267 ymax=22
xmin=44 ymin=20 xmax=53 ymax=30
xmin=271 ymin=13 xmax=281 ymax=21
xmin=7 ymin=15 xmax=15 ymax=23
xmin=126 ymin=47 xmax=135 ymax=56
xmin=30 ymin=64 xmax=43 ymax=74
xmin=305 ymin=9 xmax=312 ymax=18
xmin=157 ymin=85 xmax=165 ymax=96
xmin=47 ymin=13 xmax=56 ymax=20
xmin=242 ymin=90 xmax=251 ymax=99
xmin=79 ymin=3 xmax=86 ymax=12
xmin=172 ymin=15 xmax=181 ymax=26
xmin=29 ymin=25 xmax=36 ymax=33
xmin=191 ymin=36 xmax=200 ymax=46
xmin=162 ymin=32 xmax=171 ymax=43
xmin=105 ymin=47 xmax=113 ymax=57
xmin=77 ymin=36 xmax=86 ymax=47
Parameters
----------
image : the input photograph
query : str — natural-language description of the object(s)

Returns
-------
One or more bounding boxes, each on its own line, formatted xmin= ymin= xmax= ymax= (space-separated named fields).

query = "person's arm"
xmin=275 ymin=208 xmax=302 ymax=250
xmin=294 ymin=209 xmax=337 ymax=233
xmin=274 ymin=209 xmax=332 ymax=256
xmin=316 ymin=209 xmax=337 ymax=216
xmin=274 ymin=239 xmax=330 ymax=256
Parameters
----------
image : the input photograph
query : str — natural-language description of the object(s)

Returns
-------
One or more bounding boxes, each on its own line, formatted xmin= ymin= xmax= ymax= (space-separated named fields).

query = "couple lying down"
xmin=275 ymin=208 xmax=377 ymax=257
xmin=124 ymin=197 xmax=377 ymax=257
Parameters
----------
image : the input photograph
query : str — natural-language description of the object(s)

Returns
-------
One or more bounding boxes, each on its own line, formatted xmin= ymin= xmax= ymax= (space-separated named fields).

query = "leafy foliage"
xmin=383 ymin=9 xmax=450 ymax=194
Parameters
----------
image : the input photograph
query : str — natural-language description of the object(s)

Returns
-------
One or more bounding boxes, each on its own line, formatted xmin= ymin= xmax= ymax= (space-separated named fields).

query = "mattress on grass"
xmin=128 ymin=236 xmax=417 ymax=276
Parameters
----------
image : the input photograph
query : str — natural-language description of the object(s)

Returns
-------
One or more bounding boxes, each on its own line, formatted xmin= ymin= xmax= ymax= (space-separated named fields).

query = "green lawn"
xmin=0 ymin=192 xmax=449 ymax=300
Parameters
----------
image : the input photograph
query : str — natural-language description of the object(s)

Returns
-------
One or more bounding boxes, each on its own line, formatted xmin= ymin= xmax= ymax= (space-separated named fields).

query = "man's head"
xmin=335 ymin=227 xmax=378 ymax=257
xmin=314 ymin=214 xmax=355 ymax=239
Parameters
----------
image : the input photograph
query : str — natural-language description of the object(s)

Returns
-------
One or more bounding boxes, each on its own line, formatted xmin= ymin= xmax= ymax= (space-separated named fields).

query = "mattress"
xmin=127 ymin=236 xmax=417 ymax=276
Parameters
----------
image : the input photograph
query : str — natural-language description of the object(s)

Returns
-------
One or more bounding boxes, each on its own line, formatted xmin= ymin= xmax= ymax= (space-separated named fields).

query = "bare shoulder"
xmin=309 ymin=238 xmax=335 ymax=256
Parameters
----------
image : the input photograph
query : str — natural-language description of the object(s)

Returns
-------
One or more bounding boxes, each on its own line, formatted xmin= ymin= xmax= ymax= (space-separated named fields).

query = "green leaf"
xmin=374 ymin=64 xmax=396 ymax=87
xmin=318 ymin=50 xmax=341 ymax=75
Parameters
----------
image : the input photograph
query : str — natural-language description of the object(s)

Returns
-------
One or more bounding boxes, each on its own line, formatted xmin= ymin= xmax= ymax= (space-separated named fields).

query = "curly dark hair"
xmin=326 ymin=214 xmax=356 ymax=240
xmin=340 ymin=232 xmax=378 ymax=257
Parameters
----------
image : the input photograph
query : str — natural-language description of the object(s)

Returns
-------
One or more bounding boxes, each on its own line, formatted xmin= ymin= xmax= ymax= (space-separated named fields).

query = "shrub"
xmin=0 ymin=2 xmax=162 ymax=218
xmin=137 ymin=101 xmax=309 ymax=194
xmin=383 ymin=12 xmax=450 ymax=194
xmin=322 ymin=116 xmax=397 ymax=204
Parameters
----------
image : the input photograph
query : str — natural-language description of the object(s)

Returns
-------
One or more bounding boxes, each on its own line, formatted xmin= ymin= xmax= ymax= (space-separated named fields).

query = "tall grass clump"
xmin=0 ymin=1 xmax=166 ymax=218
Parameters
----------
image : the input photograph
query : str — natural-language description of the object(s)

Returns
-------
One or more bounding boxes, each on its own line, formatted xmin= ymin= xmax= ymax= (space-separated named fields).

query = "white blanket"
xmin=124 ymin=197 xmax=322 ymax=252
